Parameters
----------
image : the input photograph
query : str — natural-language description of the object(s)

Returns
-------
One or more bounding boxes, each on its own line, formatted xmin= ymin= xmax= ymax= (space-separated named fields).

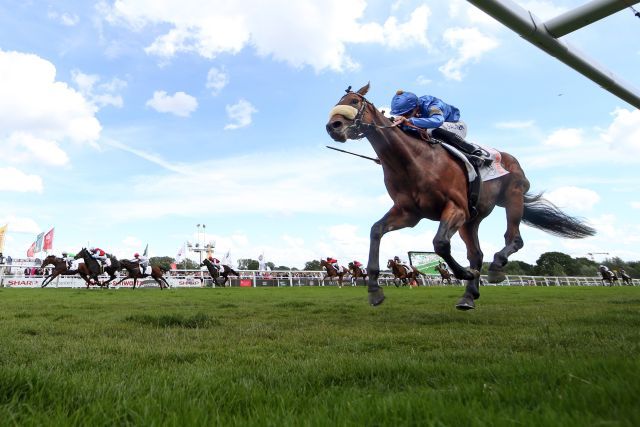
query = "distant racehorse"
xmin=598 ymin=266 xmax=618 ymax=286
xmin=348 ymin=262 xmax=368 ymax=286
xmin=73 ymin=248 xmax=107 ymax=288
xmin=115 ymin=259 xmax=170 ymax=290
xmin=387 ymin=259 xmax=424 ymax=287
xmin=620 ymin=269 xmax=632 ymax=286
xmin=435 ymin=262 xmax=453 ymax=285
xmin=40 ymin=255 xmax=79 ymax=288
xmin=326 ymin=83 xmax=595 ymax=309
xmin=320 ymin=259 xmax=348 ymax=287
xmin=201 ymin=258 xmax=240 ymax=287
xmin=73 ymin=248 xmax=121 ymax=288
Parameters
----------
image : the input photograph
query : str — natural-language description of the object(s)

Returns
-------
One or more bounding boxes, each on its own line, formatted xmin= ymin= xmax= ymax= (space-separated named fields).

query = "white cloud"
xmin=0 ymin=167 xmax=43 ymax=193
xmin=416 ymin=75 xmax=432 ymax=86
xmin=495 ymin=120 xmax=535 ymax=129
xmin=438 ymin=27 xmax=499 ymax=80
xmin=0 ymin=216 xmax=40 ymax=234
xmin=632 ymin=201 xmax=640 ymax=209
xmin=224 ymin=99 xmax=257 ymax=130
xmin=71 ymin=70 xmax=126 ymax=109
xmin=48 ymin=10 xmax=80 ymax=26
xmin=4 ymin=132 xmax=69 ymax=166
xmin=600 ymin=108 xmax=640 ymax=156
xmin=542 ymin=128 xmax=584 ymax=148
xmin=0 ymin=49 xmax=101 ymax=145
xmin=206 ymin=67 xmax=229 ymax=95
xmin=102 ymin=0 xmax=432 ymax=72
xmin=545 ymin=187 xmax=600 ymax=212
xmin=146 ymin=91 xmax=198 ymax=117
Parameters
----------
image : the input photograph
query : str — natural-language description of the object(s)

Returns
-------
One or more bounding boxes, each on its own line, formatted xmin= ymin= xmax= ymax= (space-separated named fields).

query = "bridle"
xmin=337 ymin=88 xmax=398 ymax=139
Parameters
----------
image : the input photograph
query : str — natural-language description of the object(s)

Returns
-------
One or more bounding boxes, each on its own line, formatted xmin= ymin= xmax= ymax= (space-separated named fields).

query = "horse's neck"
xmin=366 ymin=111 xmax=435 ymax=171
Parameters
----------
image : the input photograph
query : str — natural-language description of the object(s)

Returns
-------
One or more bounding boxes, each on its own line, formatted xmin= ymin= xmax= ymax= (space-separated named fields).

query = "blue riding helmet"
xmin=390 ymin=90 xmax=418 ymax=116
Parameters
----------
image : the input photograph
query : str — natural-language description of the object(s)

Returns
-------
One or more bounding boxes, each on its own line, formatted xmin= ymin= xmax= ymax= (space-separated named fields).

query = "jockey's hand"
xmin=392 ymin=117 xmax=408 ymax=127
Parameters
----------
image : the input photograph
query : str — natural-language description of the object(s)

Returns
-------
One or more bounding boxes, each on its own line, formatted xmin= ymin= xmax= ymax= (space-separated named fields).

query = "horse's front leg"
xmin=433 ymin=201 xmax=476 ymax=282
xmin=366 ymin=206 xmax=419 ymax=306
xmin=456 ymin=219 xmax=485 ymax=310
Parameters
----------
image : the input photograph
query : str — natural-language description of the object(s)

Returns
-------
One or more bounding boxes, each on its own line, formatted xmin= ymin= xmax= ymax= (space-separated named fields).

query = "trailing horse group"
xmin=41 ymin=248 xmax=170 ymax=289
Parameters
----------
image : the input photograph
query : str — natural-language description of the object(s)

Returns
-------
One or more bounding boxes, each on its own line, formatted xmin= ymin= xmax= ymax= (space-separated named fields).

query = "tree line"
xmin=146 ymin=252 xmax=638 ymax=278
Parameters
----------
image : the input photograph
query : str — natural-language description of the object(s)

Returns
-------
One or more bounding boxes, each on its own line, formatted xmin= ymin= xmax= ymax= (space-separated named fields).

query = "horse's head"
xmin=41 ymin=255 xmax=56 ymax=267
xmin=74 ymin=248 xmax=87 ymax=260
xmin=326 ymin=83 xmax=382 ymax=142
xmin=387 ymin=259 xmax=393 ymax=269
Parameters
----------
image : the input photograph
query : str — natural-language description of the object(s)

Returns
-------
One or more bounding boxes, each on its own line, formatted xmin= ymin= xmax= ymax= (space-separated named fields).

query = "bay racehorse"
xmin=74 ymin=248 xmax=121 ymax=288
xmin=348 ymin=262 xmax=367 ymax=286
xmin=599 ymin=266 xmax=618 ymax=286
xmin=326 ymin=83 xmax=595 ymax=309
xmin=40 ymin=255 xmax=79 ymax=288
xmin=73 ymin=248 xmax=107 ymax=288
xmin=435 ymin=262 xmax=453 ymax=285
xmin=320 ymin=259 xmax=347 ymax=287
xmin=387 ymin=258 xmax=423 ymax=287
xmin=201 ymin=258 xmax=240 ymax=287
xmin=115 ymin=259 xmax=170 ymax=290
xmin=620 ymin=269 xmax=632 ymax=286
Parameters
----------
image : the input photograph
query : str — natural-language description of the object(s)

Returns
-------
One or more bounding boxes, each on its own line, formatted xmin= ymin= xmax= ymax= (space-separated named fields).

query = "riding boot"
xmin=432 ymin=128 xmax=491 ymax=167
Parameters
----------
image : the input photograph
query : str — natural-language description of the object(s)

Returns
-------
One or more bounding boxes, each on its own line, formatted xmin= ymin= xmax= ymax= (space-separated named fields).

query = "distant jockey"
xmin=131 ymin=252 xmax=149 ymax=270
xmin=89 ymin=247 xmax=111 ymax=267
xmin=326 ymin=257 xmax=340 ymax=272
xmin=62 ymin=252 xmax=75 ymax=269
xmin=208 ymin=255 xmax=221 ymax=271
xmin=390 ymin=90 xmax=489 ymax=167
xmin=353 ymin=260 xmax=363 ymax=268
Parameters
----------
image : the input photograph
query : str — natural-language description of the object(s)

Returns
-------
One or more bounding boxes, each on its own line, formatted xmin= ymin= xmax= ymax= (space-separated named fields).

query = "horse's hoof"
xmin=456 ymin=296 xmax=475 ymax=310
xmin=487 ymin=270 xmax=506 ymax=283
xmin=368 ymin=288 xmax=385 ymax=306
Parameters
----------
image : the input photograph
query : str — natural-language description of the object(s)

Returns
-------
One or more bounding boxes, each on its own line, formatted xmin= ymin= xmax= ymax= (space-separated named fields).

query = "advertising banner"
xmin=408 ymin=251 xmax=445 ymax=275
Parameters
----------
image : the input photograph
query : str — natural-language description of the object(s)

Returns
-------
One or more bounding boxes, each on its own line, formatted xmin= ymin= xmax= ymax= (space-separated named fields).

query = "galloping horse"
xmin=320 ymin=259 xmax=348 ymax=287
xmin=435 ymin=262 xmax=453 ymax=285
xmin=74 ymin=248 xmax=121 ymax=288
xmin=326 ymin=83 xmax=595 ymax=309
xmin=348 ymin=262 xmax=368 ymax=286
xmin=201 ymin=258 xmax=240 ymax=287
xmin=599 ymin=266 xmax=618 ymax=286
xmin=115 ymin=259 xmax=170 ymax=290
xmin=73 ymin=248 xmax=106 ymax=288
xmin=620 ymin=269 xmax=632 ymax=286
xmin=387 ymin=259 xmax=423 ymax=287
xmin=40 ymin=255 xmax=79 ymax=288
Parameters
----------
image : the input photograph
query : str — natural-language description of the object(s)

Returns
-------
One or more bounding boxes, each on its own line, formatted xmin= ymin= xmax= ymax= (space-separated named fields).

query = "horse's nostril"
xmin=331 ymin=120 xmax=342 ymax=129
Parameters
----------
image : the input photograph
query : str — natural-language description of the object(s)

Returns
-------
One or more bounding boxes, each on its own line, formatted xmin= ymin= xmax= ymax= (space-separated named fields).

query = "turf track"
xmin=0 ymin=286 xmax=638 ymax=426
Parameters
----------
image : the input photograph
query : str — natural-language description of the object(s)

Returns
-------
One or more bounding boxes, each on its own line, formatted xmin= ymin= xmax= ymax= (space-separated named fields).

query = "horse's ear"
xmin=356 ymin=82 xmax=370 ymax=96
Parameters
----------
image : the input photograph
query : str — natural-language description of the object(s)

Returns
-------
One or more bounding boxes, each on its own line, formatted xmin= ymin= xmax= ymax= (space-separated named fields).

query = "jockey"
xmin=439 ymin=261 xmax=449 ymax=271
xmin=390 ymin=90 xmax=487 ymax=164
xmin=131 ymin=252 xmax=149 ymax=270
xmin=208 ymin=255 xmax=221 ymax=270
xmin=89 ymin=247 xmax=111 ymax=268
xmin=62 ymin=252 xmax=74 ymax=269
xmin=394 ymin=255 xmax=409 ymax=268
xmin=326 ymin=257 xmax=340 ymax=272
xmin=353 ymin=260 xmax=363 ymax=268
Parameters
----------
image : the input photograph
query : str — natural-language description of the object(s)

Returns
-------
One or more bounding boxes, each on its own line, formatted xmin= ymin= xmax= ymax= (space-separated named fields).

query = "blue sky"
xmin=1 ymin=0 xmax=639 ymax=269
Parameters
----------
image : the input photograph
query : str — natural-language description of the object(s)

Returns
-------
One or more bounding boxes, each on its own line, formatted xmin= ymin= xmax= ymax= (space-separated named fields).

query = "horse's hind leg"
xmin=488 ymin=183 xmax=526 ymax=283
xmin=456 ymin=220 xmax=484 ymax=310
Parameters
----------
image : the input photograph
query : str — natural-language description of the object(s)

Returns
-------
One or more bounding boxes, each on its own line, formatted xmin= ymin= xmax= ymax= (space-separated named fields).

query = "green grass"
xmin=0 ymin=286 xmax=638 ymax=426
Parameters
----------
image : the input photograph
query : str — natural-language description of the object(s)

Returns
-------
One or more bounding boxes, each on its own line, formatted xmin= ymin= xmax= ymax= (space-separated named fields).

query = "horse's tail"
xmin=522 ymin=193 xmax=595 ymax=238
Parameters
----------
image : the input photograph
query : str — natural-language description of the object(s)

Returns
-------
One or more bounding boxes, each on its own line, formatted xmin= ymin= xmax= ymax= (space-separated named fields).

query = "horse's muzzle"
xmin=325 ymin=116 xmax=347 ymax=142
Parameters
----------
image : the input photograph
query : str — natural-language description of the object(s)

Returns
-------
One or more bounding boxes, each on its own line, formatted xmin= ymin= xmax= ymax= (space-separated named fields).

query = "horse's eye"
xmin=351 ymin=99 xmax=359 ymax=105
